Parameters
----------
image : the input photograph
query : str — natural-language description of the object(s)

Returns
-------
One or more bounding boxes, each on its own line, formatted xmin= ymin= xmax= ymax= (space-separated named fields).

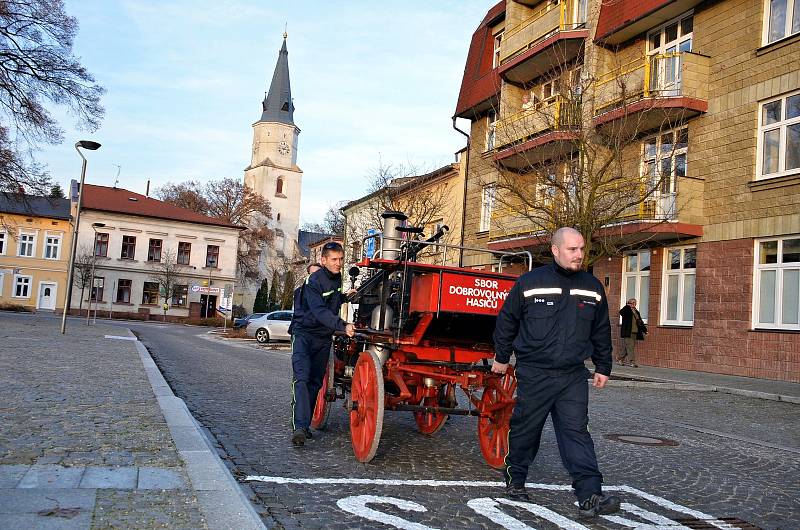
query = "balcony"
xmin=498 ymin=0 xmax=589 ymax=84
xmin=493 ymin=97 xmax=580 ymax=169
xmin=592 ymin=51 xmax=709 ymax=134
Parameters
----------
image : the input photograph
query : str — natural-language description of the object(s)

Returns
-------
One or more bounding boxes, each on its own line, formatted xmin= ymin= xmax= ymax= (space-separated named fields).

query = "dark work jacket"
xmin=493 ymin=262 xmax=613 ymax=376
xmin=619 ymin=305 xmax=647 ymax=340
xmin=290 ymin=267 xmax=347 ymax=339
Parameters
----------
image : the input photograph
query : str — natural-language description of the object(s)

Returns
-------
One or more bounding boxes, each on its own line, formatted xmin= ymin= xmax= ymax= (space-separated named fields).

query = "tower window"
xmin=277 ymin=212 xmax=281 ymax=221
xmin=276 ymin=177 xmax=285 ymax=196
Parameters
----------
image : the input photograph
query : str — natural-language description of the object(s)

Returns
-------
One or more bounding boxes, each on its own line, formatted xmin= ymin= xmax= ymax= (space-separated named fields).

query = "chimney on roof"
xmin=146 ymin=179 xmax=150 ymax=197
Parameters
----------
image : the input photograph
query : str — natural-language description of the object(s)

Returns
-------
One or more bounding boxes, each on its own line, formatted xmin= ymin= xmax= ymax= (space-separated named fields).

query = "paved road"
xmin=126 ymin=321 xmax=798 ymax=529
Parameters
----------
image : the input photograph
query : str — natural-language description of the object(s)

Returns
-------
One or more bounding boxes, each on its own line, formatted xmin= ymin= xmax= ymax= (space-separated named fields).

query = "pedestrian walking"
xmin=491 ymin=227 xmax=621 ymax=518
xmin=618 ymin=298 xmax=647 ymax=367
xmin=290 ymin=243 xmax=354 ymax=447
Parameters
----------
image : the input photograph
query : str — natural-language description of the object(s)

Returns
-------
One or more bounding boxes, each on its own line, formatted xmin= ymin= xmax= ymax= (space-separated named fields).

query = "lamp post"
xmin=61 ymin=140 xmax=101 ymax=334
xmin=87 ymin=222 xmax=105 ymax=325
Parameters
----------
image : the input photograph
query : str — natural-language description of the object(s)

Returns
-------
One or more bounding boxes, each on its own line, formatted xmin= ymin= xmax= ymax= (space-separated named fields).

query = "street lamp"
xmin=87 ymin=222 xmax=105 ymax=325
xmin=61 ymin=140 xmax=101 ymax=334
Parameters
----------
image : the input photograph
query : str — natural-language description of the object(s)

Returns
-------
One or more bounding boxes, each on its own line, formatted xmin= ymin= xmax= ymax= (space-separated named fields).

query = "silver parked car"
xmin=246 ymin=310 xmax=293 ymax=343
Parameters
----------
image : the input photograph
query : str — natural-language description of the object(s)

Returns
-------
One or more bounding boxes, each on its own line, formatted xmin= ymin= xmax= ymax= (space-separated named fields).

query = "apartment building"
xmin=71 ymin=184 xmax=241 ymax=320
xmin=0 ymin=195 xmax=71 ymax=311
xmin=456 ymin=0 xmax=800 ymax=381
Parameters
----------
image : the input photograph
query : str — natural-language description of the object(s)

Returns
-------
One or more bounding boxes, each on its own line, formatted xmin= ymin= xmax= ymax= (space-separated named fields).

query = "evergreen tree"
xmin=267 ymin=270 xmax=279 ymax=311
xmin=253 ymin=278 xmax=269 ymax=313
xmin=280 ymin=270 xmax=296 ymax=310
xmin=49 ymin=183 xmax=66 ymax=198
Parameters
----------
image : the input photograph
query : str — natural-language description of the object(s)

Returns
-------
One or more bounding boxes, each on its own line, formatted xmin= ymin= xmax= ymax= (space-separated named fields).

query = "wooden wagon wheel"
xmin=414 ymin=383 xmax=451 ymax=436
xmin=310 ymin=350 xmax=334 ymax=430
xmin=477 ymin=370 xmax=517 ymax=469
xmin=350 ymin=350 xmax=384 ymax=463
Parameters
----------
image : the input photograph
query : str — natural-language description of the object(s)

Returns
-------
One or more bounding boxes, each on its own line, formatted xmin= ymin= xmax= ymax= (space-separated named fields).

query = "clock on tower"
xmin=278 ymin=141 xmax=290 ymax=155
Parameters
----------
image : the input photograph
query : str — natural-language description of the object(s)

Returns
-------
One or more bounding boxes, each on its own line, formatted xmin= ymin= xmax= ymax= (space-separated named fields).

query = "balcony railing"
xmin=593 ymin=51 xmax=710 ymax=116
xmin=500 ymin=0 xmax=587 ymax=66
xmin=494 ymin=96 xmax=580 ymax=149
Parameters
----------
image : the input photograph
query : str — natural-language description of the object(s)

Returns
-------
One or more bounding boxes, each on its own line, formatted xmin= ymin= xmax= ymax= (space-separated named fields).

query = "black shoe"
xmin=291 ymin=428 xmax=306 ymax=447
xmin=579 ymin=493 xmax=621 ymax=517
xmin=304 ymin=428 xmax=314 ymax=439
xmin=505 ymin=483 xmax=530 ymax=502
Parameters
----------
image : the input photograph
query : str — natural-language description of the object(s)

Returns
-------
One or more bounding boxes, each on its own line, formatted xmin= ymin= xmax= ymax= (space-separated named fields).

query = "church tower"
xmin=244 ymin=34 xmax=303 ymax=261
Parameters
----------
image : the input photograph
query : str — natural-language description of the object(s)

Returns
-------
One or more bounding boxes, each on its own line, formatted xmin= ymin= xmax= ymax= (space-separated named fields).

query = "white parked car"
xmin=246 ymin=310 xmax=293 ymax=343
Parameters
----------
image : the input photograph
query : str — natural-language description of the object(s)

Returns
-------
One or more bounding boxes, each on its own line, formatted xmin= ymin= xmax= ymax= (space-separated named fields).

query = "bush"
xmin=183 ymin=317 xmax=226 ymax=327
xmin=0 ymin=303 xmax=32 ymax=312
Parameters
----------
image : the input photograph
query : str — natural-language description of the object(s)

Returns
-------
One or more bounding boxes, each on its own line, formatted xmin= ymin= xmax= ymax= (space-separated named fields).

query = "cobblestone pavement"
xmin=0 ymin=313 xmax=207 ymax=529
xmin=133 ymin=322 xmax=800 ymax=530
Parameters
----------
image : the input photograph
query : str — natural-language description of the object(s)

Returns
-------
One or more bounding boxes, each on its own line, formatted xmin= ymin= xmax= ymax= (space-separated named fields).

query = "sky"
xmin=36 ymin=1 xmax=492 ymax=225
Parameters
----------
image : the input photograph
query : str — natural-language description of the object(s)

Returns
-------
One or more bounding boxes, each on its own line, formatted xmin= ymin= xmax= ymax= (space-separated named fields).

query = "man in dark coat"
xmin=491 ymin=227 xmax=621 ymax=518
xmin=618 ymin=298 xmax=647 ymax=367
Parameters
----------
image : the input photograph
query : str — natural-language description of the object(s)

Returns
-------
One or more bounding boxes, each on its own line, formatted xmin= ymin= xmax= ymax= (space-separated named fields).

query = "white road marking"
xmin=469 ymin=498 xmax=590 ymax=530
xmin=104 ymin=335 xmax=137 ymax=341
xmin=245 ymin=476 xmax=735 ymax=529
xmin=337 ymin=495 xmax=436 ymax=530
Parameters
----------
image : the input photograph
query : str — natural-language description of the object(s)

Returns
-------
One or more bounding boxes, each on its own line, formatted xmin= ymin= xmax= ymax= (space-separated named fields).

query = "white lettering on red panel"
xmin=439 ymin=273 xmax=514 ymax=315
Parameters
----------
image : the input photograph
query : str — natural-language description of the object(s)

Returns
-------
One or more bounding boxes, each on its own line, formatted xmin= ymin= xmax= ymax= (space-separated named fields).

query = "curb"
xmin=130 ymin=329 xmax=267 ymax=530
xmin=608 ymin=373 xmax=800 ymax=404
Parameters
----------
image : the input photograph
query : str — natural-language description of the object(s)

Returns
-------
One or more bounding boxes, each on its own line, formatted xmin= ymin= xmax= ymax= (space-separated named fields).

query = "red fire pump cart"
xmin=310 ymin=211 xmax=531 ymax=468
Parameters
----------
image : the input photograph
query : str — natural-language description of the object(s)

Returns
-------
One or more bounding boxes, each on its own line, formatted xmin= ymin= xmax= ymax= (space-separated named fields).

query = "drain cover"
xmin=674 ymin=517 xmax=762 ymax=529
xmin=604 ymin=433 xmax=679 ymax=446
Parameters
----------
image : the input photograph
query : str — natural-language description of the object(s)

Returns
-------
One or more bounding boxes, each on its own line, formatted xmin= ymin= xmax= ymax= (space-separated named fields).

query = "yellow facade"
xmin=0 ymin=212 xmax=71 ymax=312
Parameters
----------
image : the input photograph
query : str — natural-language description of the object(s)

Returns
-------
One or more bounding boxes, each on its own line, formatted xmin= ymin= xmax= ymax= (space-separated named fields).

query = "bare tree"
xmin=301 ymin=201 xmax=347 ymax=237
xmin=72 ymin=245 xmax=96 ymax=312
xmin=149 ymin=249 xmax=181 ymax=321
xmin=156 ymin=178 xmax=273 ymax=282
xmin=483 ymin=47 xmax=688 ymax=266
xmin=0 ymin=0 xmax=104 ymax=194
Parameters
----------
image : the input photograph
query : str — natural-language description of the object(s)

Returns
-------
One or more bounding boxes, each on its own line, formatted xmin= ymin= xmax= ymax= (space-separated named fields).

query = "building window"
xmin=13 ymin=275 xmax=32 ymax=298
xmin=142 ymin=281 xmax=160 ymax=304
xmin=492 ymin=30 xmax=503 ymax=68
xmin=647 ymin=13 xmax=693 ymax=96
xmin=276 ymin=212 xmax=281 ymax=221
xmin=177 ymin=242 xmax=191 ymax=265
xmin=0 ymin=231 xmax=6 ymax=255
xmin=622 ymin=251 xmax=651 ymax=322
xmin=172 ymin=284 xmax=188 ymax=307
xmin=764 ymin=0 xmax=800 ymax=44
xmin=44 ymin=235 xmax=61 ymax=260
xmin=641 ymin=127 xmax=687 ymax=220
xmin=486 ymin=110 xmax=497 ymax=151
xmin=206 ymin=245 xmax=219 ymax=268
xmin=754 ymin=236 xmax=800 ymax=329
xmin=351 ymin=241 xmax=362 ymax=261
xmin=116 ymin=279 xmax=132 ymax=303
xmin=95 ymin=233 xmax=109 ymax=257
xmin=90 ymin=277 xmax=104 ymax=301
xmin=662 ymin=246 xmax=696 ymax=326
xmin=121 ymin=235 xmax=136 ymax=259
xmin=480 ymin=184 xmax=496 ymax=232
xmin=147 ymin=239 xmax=162 ymax=262
xmin=18 ymin=233 xmax=35 ymax=257
xmin=757 ymin=90 xmax=800 ymax=179
xmin=276 ymin=177 xmax=284 ymax=195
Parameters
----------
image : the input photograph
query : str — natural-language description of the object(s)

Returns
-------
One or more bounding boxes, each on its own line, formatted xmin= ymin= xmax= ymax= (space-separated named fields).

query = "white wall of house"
xmin=70 ymin=209 xmax=239 ymax=317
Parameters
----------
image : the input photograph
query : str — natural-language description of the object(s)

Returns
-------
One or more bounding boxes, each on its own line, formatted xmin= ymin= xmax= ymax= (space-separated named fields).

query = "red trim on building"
xmin=594 ymin=0 xmax=673 ymax=43
xmin=454 ymin=1 xmax=505 ymax=119
xmin=494 ymin=130 xmax=579 ymax=164
xmin=497 ymin=29 xmax=589 ymax=82
xmin=593 ymin=97 xmax=708 ymax=127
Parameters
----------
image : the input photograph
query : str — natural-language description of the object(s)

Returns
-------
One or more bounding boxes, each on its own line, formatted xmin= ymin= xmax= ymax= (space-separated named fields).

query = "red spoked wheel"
xmin=414 ymin=383 xmax=451 ymax=436
xmin=477 ymin=370 xmax=517 ymax=469
xmin=310 ymin=350 xmax=334 ymax=430
xmin=350 ymin=350 xmax=384 ymax=463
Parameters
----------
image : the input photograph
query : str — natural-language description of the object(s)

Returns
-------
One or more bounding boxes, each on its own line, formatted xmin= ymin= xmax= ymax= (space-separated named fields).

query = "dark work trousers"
xmin=291 ymin=333 xmax=332 ymax=431
xmin=504 ymin=366 xmax=603 ymax=501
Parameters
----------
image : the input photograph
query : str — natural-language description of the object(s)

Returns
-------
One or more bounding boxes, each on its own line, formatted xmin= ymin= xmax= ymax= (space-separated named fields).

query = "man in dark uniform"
xmin=287 ymin=262 xmax=321 ymax=337
xmin=491 ymin=227 xmax=621 ymax=518
xmin=290 ymin=243 xmax=354 ymax=447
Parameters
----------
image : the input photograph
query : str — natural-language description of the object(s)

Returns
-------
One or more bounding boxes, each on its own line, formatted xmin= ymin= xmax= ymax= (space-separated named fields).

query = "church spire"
xmin=260 ymin=34 xmax=294 ymax=125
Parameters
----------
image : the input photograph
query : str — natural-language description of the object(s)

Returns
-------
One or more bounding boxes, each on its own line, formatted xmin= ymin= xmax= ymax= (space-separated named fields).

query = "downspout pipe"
xmin=452 ymin=116 xmax=470 ymax=267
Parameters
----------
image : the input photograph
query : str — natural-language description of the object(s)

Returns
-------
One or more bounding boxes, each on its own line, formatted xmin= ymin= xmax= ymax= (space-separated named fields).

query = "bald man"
xmin=492 ymin=227 xmax=620 ymax=518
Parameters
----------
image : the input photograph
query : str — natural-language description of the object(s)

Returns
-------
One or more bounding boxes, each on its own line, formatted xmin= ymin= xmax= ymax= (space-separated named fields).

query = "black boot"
xmin=578 ymin=493 xmax=621 ymax=517
xmin=505 ymin=483 xmax=530 ymax=502
xmin=291 ymin=428 xmax=306 ymax=447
